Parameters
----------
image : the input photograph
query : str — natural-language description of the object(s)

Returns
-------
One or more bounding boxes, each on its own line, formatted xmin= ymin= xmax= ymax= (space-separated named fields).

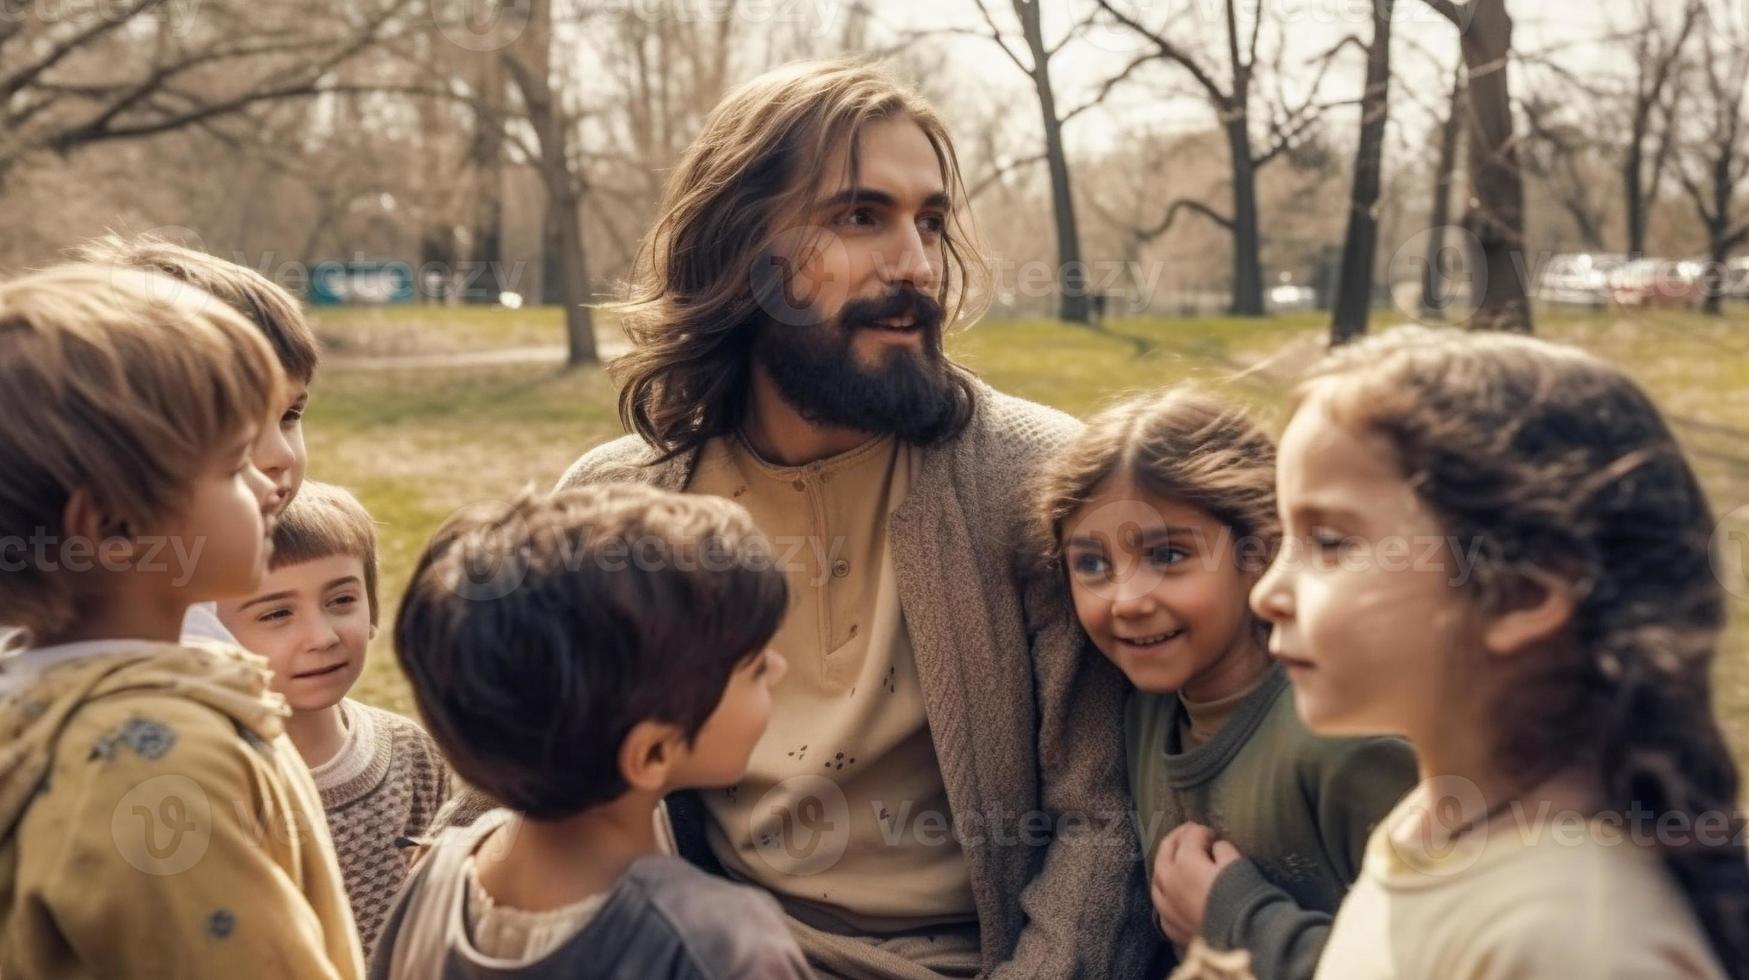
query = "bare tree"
xmin=503 ymin=0 xmax=596 ymax=364
xmin=1329 ymin=0 xmax=1395 ymax=345
xmin=465 ymin=49 xmax=510 ymax=303
xmin=0 ymin=0 xmax=418 ymax=185
xmin=1518 ymin=91 xmax=1609 ymax=251
xmin=1675 ymin=11 xmax=1749 ymax=316
xmin=956 ymin=0 xmax=1139 ymax=324
xmin=1093 ymin=0 xmax=1342 ymax=316
xmin=1422 ymin=62 xmax=1466 ymax=319
xmin=1420 ymin=0 xmax=1533 ymax=333
xmin=1620 ymin=0 xmax=1699 ymax=258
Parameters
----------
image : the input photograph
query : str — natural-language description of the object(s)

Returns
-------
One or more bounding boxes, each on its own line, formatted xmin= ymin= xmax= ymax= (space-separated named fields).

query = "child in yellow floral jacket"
xmin=0 ymin=265 xmax=362 ymax=978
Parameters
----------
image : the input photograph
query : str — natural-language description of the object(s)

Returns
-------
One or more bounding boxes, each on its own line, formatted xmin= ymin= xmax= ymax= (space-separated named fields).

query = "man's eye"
xmin=837 ymin=207 xmax=877 ymax=227
xmin=919 ymin=214 xmax=945 ymax=235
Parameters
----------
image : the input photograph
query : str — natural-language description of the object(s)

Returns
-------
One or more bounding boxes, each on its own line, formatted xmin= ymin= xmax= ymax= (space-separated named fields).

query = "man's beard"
xmin=751 ymin=286 xmax=967 ymax=446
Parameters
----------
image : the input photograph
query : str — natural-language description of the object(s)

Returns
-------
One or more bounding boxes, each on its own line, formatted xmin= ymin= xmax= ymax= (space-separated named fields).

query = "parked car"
xmin=1535 ymin=253 xmax=1626 ymax=308
xmin=1607 ymin=258 xmax=1703 ymax=307
xmin=1724 ymin=257 xmax=1749 ymax=301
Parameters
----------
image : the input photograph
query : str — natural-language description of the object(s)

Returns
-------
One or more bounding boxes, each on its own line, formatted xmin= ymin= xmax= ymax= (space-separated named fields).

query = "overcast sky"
xmin=833 ymin=0 xmax=1685 ymax=148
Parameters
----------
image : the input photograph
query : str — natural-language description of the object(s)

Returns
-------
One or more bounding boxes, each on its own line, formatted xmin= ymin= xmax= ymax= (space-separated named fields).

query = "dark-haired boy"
xmin=372 ymin=485 xmax=812 ymax=979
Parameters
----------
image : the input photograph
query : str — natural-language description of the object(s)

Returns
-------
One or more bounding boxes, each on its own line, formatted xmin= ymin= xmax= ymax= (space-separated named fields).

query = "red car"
xmin=1607 ymin=259 xmax=1703 ymax=307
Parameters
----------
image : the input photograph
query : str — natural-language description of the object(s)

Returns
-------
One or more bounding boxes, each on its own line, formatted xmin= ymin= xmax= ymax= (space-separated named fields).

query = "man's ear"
xmin=62 ymin=488 xmax=136 ymax=564
xmin=1483 ymin=568 xmax=1580 ymax=657
xmin=618 ymin=719 xmax=686 ymax=795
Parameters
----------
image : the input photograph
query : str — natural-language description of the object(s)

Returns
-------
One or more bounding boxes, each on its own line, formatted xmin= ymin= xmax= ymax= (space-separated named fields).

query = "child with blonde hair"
xmin=1253 ymin=327 xmax=1747 ymax=977
xmin=69 ymin=233 xmax=321 ymax=644
xmin=1034 ymin=387 xmax=1415 ymax=979
xmin=0 ymin=265 xmax=362 ymax=977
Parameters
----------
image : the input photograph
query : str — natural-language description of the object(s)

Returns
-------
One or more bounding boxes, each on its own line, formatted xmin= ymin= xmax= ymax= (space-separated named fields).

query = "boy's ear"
xmin=618 ymin=719 xmax=686 ymax=795
xmin=63 ymin=488 xmax=137 ymax=562
xmin=1483 ymin=568 xmax=1579 ymax=657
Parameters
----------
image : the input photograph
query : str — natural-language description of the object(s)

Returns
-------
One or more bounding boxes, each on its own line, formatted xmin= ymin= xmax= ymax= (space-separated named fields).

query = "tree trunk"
xmin=1451 ymin=0 xmax=1532 ymax=332
xmin=1704 ymin=235 xmax=1728 ymax=315
xmin=541 ymin=208 xmax=562 ymax=305
xmin=1422 ymin=63 xmax=1466 ymax=319
xmin=1015 ymin=0 xmax=1090 ymax=324
xmin=1623 ymin=140 xmax=1647 ymax=257
xmin=1330 ymin=0 xmax=1395 ymax=345
xmin=1226 ymin=119 xmax=1266 ymax=316
xmin=466 ymin=49 xmax=507 ymax=304
xmin=505 ymin=0 xmax=595 ymax=365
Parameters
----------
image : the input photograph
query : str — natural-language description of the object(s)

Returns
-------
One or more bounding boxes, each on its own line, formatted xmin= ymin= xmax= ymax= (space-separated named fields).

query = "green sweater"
xmin=1125 ymin=666 xmax=1416 ymax=980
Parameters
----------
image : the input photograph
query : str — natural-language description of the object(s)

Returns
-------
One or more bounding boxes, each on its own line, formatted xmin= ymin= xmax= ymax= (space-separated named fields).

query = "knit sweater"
xmin=557 ymin=382 xmax=1154 ymax=979
xmin=1126 ymin=666 xmax=1417 ymax=980
xmin=314 ymin=698 xmax=453 ymax=962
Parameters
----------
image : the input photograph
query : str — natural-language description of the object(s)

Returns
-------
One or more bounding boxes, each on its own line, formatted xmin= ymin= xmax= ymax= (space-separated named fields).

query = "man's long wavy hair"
xmin=609 ymin=60 xmax=988 ymax=462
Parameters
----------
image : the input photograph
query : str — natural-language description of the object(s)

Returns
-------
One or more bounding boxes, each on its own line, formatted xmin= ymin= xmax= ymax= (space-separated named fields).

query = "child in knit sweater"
xmin=1033 ymin=388 xmax=1416 ymax=980
xmin=0 ymin=265 xmax=362 ymax=978
xmin=217 ymin=479 xmax=467 ymax=960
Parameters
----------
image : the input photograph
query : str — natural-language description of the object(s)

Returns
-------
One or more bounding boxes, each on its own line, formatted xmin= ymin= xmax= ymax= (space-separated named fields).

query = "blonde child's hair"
xmin=69 ymin=234 xmax=319 ymax=383
xmin=1300 ymin=325 xmax=1748 ymax=968
xmin=1032 ymin=387 xmax=1281 ymax=642
xmin=267 ymin=481 xmax=380 ymax=627
xmin=0 ymin=264 xmax=285 ymax=638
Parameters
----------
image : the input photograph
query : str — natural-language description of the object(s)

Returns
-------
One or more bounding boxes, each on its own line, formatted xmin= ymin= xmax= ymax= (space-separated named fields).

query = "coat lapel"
xmin=887 ymin=440 xmax=1004 ymax=939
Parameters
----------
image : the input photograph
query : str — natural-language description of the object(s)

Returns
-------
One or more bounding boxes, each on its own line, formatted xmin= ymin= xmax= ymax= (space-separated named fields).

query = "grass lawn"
xmin=306 ymin=304 xmax=1749 ymax=769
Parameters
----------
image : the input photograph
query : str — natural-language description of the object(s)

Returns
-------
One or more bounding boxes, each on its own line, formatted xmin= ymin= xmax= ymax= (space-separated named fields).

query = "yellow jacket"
xmin=0 ymin=638 xmax=364 ymax=978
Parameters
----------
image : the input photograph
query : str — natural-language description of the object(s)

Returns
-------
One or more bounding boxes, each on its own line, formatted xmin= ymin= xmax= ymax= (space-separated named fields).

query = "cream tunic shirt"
xmin=690 ymin=432 xmax=977 ymax=935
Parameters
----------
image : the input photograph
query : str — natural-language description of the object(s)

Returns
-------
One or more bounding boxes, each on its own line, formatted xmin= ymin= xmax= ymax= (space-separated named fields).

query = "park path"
xmin=328 ymin=329 xmax=629 ymax=371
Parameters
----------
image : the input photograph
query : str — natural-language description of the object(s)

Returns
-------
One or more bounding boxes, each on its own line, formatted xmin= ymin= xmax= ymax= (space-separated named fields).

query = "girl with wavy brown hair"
xmin=1253 ymin=327 xmax=1747 ymax=978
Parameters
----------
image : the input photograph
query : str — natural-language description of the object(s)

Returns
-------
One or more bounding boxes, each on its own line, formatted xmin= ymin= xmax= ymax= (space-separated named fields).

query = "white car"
xmin=1535 ymin=253 xmax=1626 ymax=308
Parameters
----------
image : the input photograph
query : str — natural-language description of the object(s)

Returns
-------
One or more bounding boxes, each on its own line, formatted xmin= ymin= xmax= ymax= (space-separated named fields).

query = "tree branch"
xmin=1137 ymin=196 xmax=1235 ymax=240
xmin=1422 ymin=0 xmax=1467 ymax=27
xmin=1092 ymin=0 xmax=1228 ymax=105
xmin=967 ymin=150 xmax=1047 ymax=200
xmin=1058 ymin=49 xmax=1158 ymax=123
xmin=0 ymin=0 xmax=157 ymax=102
xmin=970 ymin=0 xmax=1032 ymax=75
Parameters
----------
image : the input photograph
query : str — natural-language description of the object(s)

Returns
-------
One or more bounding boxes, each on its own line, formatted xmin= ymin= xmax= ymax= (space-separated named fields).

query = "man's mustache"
xmin=838 ymin=288 xmax=944 ymax=335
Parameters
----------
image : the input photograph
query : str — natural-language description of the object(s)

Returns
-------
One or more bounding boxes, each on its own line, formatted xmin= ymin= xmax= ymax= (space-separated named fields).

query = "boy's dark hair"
xmin=69 ymin=233 xmax=319 ymax=383
xmin=269 ymin=480 xmax=379 ymax=627
xmin=394 ymin=484 xmax=788 ymax=820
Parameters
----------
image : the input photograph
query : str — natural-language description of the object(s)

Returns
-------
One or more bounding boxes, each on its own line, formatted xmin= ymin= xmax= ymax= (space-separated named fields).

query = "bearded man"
xmin=557 ymin=60 xmax=1150 ymax=980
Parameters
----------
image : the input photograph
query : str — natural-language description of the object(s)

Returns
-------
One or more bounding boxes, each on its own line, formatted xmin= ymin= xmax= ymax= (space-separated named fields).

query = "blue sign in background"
xmin=308 ymin=261 xmax=416 ymax=305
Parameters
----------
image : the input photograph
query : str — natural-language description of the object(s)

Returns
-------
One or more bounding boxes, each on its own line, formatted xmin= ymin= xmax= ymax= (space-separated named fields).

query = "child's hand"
xmin=1151 ymin=823 xmax=1243 ymax=948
